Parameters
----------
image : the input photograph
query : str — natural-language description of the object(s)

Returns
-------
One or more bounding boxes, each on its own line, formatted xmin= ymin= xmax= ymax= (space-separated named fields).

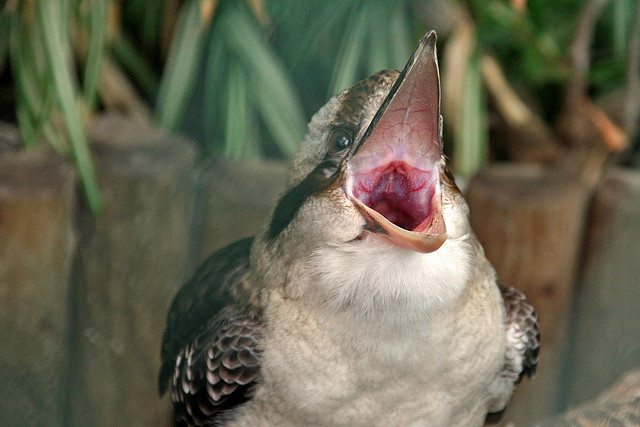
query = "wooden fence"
xmin=0 ymin=115 xmax=638 ymax=426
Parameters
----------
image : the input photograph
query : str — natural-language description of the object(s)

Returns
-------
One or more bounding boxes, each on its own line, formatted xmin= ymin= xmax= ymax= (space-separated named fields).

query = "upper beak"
xmin=344 ymin=31 xmax=447 ymax=253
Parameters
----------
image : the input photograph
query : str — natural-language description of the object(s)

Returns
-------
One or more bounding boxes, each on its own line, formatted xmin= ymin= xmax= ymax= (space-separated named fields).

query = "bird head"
xmin=253 ymin=32 xmax=473 ymax=314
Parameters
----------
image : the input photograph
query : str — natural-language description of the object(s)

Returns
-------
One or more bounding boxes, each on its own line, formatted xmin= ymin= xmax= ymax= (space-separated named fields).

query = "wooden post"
xmin=0 ymin=127 xmax=77 ymax=426
xmin=467 ymin=164 xmax=590 ymax=340
xmin=196 ymin=158 xmax=287 ymax=261
xmin=66 ymin=115 xmax=197 ymax=427
xmin=466 ymin=163 xmax=590 ymax=422
xmin=561 ymin=168 xmax=640 ymax=409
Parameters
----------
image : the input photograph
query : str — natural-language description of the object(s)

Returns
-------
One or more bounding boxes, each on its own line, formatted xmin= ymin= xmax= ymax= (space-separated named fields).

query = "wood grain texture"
xmin=561 ymin=168 xmax=640 ymax=409
xmin=467 ymin=163 xmax=589 ymax=341
xmin=67 ymin=114 xmax=197 ymax=427
xmin=0 ymin=130 xmax=77 ymax=426
xmin=467 ymin=164 xmax=590 ymax=423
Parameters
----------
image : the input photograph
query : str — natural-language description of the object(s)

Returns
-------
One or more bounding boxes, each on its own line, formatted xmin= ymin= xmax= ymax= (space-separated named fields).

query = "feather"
xmin=159 ymin=239 xmax=263 ymax=425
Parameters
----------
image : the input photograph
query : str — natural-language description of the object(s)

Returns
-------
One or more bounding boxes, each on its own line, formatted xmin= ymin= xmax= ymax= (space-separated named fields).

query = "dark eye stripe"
xmin=266 ymin=71 xmax=399 ymax=243
xmin=266 ymin=155 xmax=345 ymax=242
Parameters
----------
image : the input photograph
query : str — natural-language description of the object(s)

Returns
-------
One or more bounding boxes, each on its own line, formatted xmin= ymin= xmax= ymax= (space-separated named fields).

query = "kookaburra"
xmin=159 ymin=32 xmax=539 ymax=426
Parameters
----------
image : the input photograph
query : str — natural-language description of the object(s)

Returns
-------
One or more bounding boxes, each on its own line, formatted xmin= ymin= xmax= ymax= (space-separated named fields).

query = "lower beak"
xmin=352 ymin=196 xmax=446 ymax=253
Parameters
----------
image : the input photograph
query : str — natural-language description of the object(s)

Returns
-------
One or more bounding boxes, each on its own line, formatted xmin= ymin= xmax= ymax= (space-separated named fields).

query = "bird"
xmin=158 ymin=31 xmax=540 ymax=426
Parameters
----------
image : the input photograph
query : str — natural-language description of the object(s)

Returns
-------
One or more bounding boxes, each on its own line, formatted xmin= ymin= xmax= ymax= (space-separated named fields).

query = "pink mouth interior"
xmin=350 ymin=161 xmax=435 ymax=232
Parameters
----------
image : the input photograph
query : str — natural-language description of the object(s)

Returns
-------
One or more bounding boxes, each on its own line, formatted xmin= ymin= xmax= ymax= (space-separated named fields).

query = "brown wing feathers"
xmin=171 ymin=307 xmax=262 ymax=425
xmin=160 ymin=238 xmax=263 ymax=425
xmin=499 ymin=284 xmax=540 ymax=382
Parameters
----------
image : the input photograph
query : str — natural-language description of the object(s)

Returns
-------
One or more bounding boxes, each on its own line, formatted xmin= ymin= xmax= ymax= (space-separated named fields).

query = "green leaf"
xmin=42 ymin=122 xmax=68 ymax=154
xmin=287 ymin=1 xmax=353 ymax=69
xmin=388 ymin=5 xmax=412 ymax=70
xmin=327 ymin=5 xmax=369 ymax=96
xmin=82 ymin=0 xmax=108 ymax=109
xmin=365 ymin=2 xmax=412 ymax=75
xmin=142 ymin=0 xmax=167 ymax=52
xmin=37 ymin=0 xmax=102 ymax=214
xmin=223 ymin=61 xmax=254 ymax=159
xmin=202 ymin=31 xmax=227 ymax=148
xmin=156 ymin=0 xmax=209 ymax=131
xmin=366 ymin=3 xmax=391 ymax=75
xmin=15 ymin=103 xmax=38 ymax=149
xmin=612 ymin=0 xmax=632 ymax=57
xmin=0 ymin=9 xmax=9 ymax=73
xmin=9 ymin=10 xmax=52 ymax=149
xmin=454 ymin=52 xmax=488 ymax=178
xmin=221 ymin=6 xmax=305 ymax=157
xmin=112 ymin=32 xmax=160 ymax=97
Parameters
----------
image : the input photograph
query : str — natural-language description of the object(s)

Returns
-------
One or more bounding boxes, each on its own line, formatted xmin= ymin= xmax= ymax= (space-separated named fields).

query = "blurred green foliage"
xmin=468 ymin=0 xmax=632 ymax=112
xmin=164 ymin=1 xmax=309 ymax=159
xmin=0 ymin=0 xmax=637 ymax=211
xmin=3 ymin=0 xmax=105 ymax=213
xmin=170 ymin=0 xmax=414 ymax=159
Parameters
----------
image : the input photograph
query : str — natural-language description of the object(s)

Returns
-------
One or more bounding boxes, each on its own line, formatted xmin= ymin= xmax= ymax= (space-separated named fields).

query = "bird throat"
xmin=345 ymin=158 xmax=446 ymax=254
xmin=350 ymin=161 xmax=436 ymax=232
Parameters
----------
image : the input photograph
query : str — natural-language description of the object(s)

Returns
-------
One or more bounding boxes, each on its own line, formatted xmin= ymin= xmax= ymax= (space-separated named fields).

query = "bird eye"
xmin=328 ymin=129 xmax=352 ymax=154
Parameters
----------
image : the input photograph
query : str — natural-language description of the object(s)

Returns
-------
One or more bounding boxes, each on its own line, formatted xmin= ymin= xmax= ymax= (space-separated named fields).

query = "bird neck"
xmin=253 ymin=230 xmax=476 ymax=329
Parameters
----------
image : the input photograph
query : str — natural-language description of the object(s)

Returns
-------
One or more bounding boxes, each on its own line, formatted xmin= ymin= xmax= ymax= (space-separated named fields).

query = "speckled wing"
xmin=170 ymin=307 xmax=262 ymax=425
xmin=159 ymin=238 xmax=263 ymax=425
xmin=500 ymin=285 xmax=540 ymax=383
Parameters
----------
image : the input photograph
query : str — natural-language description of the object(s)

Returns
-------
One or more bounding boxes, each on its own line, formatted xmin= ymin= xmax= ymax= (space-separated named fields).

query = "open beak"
xmin=344 ymin=31 xmax=446 ymax=253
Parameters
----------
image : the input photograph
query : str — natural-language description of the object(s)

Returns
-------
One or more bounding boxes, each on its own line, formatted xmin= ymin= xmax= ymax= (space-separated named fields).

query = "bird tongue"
xmin=345 ymin=32 xmax=446 ymax=253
